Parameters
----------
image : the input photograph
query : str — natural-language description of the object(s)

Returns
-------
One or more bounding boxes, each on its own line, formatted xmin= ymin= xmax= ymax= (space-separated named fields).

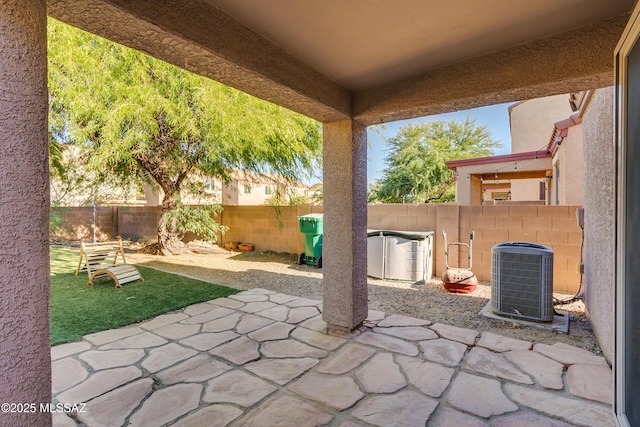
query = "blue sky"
xmin=366 ymin=102 xmax=514 ymax=185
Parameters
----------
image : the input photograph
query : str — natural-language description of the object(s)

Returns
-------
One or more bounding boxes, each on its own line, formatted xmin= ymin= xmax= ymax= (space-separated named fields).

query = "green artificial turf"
xmin=50 ymin=246 xmax=238 ymax=346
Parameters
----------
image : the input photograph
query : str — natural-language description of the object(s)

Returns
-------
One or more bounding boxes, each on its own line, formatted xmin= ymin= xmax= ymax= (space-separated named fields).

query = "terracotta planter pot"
xmin=238 ymin=243 xmax=253 ymax=251
xmin=229 ymin=241 xmax=240 ymax=249
xmin=224 ymin=243 xmax=234 ymax=250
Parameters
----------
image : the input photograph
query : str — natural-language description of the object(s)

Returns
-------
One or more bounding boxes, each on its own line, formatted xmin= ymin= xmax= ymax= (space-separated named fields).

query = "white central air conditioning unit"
xmin=491 ymin=242 xmax=554 ymax=322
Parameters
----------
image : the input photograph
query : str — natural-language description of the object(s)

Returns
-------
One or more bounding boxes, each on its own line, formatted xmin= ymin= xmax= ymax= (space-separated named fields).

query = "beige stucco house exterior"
xmin=449 ymin=93 xmax=586 ymax=206
xmin=143 ymin=170 xmax=310 ymax=206
xmin=3 ymin=1 xmax=639 ymax=425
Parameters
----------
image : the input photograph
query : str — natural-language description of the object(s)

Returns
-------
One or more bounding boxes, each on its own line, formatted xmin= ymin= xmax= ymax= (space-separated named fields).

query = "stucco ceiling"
xmin=47 ymin=0 xmax=635 ymax=124
xmin=207 ymin=0 xmax=633 ymax=90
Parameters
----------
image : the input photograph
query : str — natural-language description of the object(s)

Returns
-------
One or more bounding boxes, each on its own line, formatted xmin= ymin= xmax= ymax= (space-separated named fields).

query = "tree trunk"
xmin=158 ymin=193 xmax=189 ymax=255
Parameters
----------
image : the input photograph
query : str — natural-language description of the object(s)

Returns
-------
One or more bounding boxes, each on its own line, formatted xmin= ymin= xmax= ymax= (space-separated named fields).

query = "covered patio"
xmin=51 ymin=290 xmax=612 ymax=426
xmin=0 ymin=1 xmax=636 ymax=426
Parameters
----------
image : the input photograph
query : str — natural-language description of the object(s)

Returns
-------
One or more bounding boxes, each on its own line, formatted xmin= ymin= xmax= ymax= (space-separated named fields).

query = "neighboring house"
xmin=144 ymin=169 xmax=310 ymax=206
xmin=447 ymin=93 xmax=585 ymax=206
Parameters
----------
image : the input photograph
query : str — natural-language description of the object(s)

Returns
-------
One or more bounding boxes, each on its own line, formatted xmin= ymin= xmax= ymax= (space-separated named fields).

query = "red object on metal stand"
xmin=442 ymin=230 xmax=478 ymax=293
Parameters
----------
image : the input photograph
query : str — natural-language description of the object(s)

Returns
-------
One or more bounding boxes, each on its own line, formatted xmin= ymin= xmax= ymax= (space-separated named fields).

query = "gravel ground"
xmin=126 ymin=245 xmax=602 ymax=355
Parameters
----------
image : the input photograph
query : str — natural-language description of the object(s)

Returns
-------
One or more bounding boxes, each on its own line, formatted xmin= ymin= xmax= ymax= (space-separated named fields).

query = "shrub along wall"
xmin=51 ymin=203 xmax=582 ymax=292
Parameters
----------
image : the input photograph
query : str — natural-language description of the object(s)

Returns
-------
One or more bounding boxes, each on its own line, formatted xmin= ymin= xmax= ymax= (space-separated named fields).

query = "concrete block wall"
xmin=218 ymin=204 xmax=322 ymax=254
xmin=51 ymin=206 xmax=118 ymax=241
xmin=368 ymin=203 xmax=582 ymax=293
xmin=460 ymin=205 xmax=582 ymax=293
xmin=118 ymin=206 xmax=162 ymax=240
xmin=50 ymin=203 xmax=582 ymax=293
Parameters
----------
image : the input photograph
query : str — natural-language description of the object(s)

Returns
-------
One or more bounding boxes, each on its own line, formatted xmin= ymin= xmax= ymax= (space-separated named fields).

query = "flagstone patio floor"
xmin=51 ymin=288 xmax=614 ymax=427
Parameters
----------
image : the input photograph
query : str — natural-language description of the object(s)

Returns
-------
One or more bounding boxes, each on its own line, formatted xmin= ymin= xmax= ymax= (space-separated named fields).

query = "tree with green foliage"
xmin=368 ymin=118 xmax=499 ymax=203
xmin=47 ymin=19 xmax=321 ymax=254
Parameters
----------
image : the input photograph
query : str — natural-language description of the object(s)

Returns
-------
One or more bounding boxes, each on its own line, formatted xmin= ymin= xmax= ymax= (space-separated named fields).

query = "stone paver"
xmin=533 ymin=342 xmax=608 ymax=366
xmin=373 ymin=326 xmax=438 ymax=341
xmin=99 ymin=331 xmax=167 ymax=350
xmin=156 ymin=354 xmax=231 ymax=385
xmin=51 ymin=290 xmax=615 ymax=427
xmin=204 ymin=370 xmax=277 ymax=406
xmin=235 ymin=314 xmax=274 ymax=334
xmin=52 ymin=412 xmax=77 ymax=427
xmin=396 ymin=355 xmax=454 ymax=398
xmin=430 ymin=323 xmax=479 ymax=345
xmin=141 ymin=343 xmax=198 ymax=373
xmin=268 ymin=293 xmax=299 ymax=304
xmin=237 ymin=394 xmax=334 ymax=426
xmin=180 ymin=331 xmax=238 ymax=351
xmin=505 ymin=383 xmax=615 ymax=427
xmin=238 ymin=301 xmax=278 ymax=313
xmin=57 ymin=366 xmax=142 ymax=404
xmin=51 ymin=341 xmax=92 ymax=361
xmin=568 ymin=363 xmax=613 ymax=404
xmin=476 ymin=331 xmax=532 ymax=352
xmin=494 ymin=411 xmax=575 ymax=427
xmin=287 ymin=306 xmax=321 ymax=324
xmin=291 ymin=326 xmax=347 ymax=350
xmin=171 ymin=404 xmax=242 ymax=427
xmin=256 ymin=304 xmax=290 ymax=321
xmin=76 ymin=378 xmax=153 ymax=427
xmin=242 ymin=288 xmax=276 ymax=295
xmin=79 ymin=349 xmax=145 ymax=371
xmin=285 ymin=297 xmax=322 ymax=307
xmin=464 ymin=347 xmax=533 ymax=384
xmin=289 ymin=372 xmax=364 ymax=410
xmin=420 ymin=338 xmax=468 ymax=366
xmin=180 ymin=307 xmax=235 ymax=324
xmin=152 ymin=323 xmax=201 ymax=340
xmin=208 ymin=297 xmax=245 ymax=309
xmin=140 ymin=312 xmax=189 ymax=330
xmin=229 ymin=293 xmax=269 ymax=302
xmin=377 ymin=313 xmax=431 ymax=327
xmin=446 ymin=372 xmax=518 ymax=418
xmin=504 ymin=350 xmax=564 ymax=390
xmin=356 ymin=353 xmax=406 ymax=393
xmin=351 ymin=390 xmax=438 ymax=426
xmin=201 ymin=312 xmax=242 ymax=332
xmin=248 ymin=321 xmax=295 ymax=341
xmin=355 ymin=331 xmax=419 ymax=356
xmin=52 ymin=357 xmax=88 ymax=394
xmin=299 ymin=315 xmax=327 ymax=332
xmin=128 ymin=383 xmax=202 ymax=427
xmin=184 ymin=301 xmax=219 ymax=316
xmin=316 ymin=343 xmax=375 ymax=374
xmin=434 ymin=407 xmax=489 ymax=427
xmin=261 ymin=338 xmax=328 ymax=358
xmin=245 ymin=357 xmax=318 ymax=385
xmin=210 ymin=336 xmax=260 ymax=365
xmin=84 ymin=326 xmax=144 ymax=346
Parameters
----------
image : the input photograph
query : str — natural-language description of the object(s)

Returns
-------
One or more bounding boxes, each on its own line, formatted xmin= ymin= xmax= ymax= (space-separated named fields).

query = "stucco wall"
xmin=556 ymin=125 xmax=585 ymax=205
xmin=510 ymin=94 xmax=574 ymax=153
xmin=582 ymin=87 xmax=614 ymax=362
xmin=510 ymin=179 xmax=542 ymax=202
xmin=0 ymin=1 xmax=51 ymax=425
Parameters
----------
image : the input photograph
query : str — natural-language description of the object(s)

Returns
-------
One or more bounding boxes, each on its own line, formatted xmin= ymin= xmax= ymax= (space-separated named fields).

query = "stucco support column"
xmin=322 ymin=120 xmax=368 ymax=331
xmin=470 ymin=175 xmax=483 ymax=205
xmin=0 ymin=2 xmax=51 ymax=426
xmin=454 ymin=173 xmax=482 ymax=205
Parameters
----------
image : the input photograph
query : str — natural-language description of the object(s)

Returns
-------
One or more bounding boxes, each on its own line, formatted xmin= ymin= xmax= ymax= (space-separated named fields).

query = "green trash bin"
xmin=298 ymin=213 xmax=323 ymax=268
